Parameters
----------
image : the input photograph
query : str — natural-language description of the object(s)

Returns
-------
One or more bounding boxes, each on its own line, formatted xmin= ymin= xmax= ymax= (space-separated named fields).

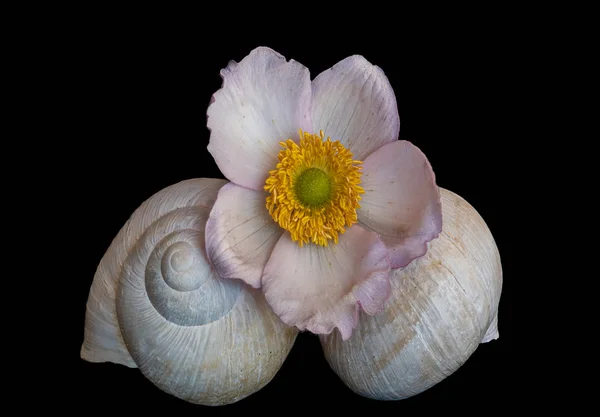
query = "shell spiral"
xmin=81 ymin=178 xmax=298 ymax=406
xmin=319 ymin=188 xmax=503 ymax=400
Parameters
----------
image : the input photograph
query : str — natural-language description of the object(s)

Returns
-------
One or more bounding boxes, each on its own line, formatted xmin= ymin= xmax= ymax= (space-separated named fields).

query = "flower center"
xmin=295 ymin=168 xmax=332 ymax=207
xmin=264 ymin=129 xmax=364 ymax=247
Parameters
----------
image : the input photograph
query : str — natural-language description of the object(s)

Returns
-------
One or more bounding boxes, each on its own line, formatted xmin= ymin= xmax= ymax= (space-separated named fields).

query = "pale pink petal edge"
xmin=263 ymin=227 xmax=392 ymax=341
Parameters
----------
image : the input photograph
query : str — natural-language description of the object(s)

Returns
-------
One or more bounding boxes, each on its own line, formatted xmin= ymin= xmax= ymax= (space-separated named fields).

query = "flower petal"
xmin=357 ymin=140 xmax=442 ymax=268
xmin=207 ymin=46 xmax=312 ymax=190
xmin=262 ymin=226 xmax=391 ymax=340
xmin=205 ymin=182 xmax=283 ymax=288
xmin=310 ymin=55 xmax=400 ymax=161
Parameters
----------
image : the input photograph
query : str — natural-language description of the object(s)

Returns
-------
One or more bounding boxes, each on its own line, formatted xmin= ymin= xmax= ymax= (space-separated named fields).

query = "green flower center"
xmin=294 ymin=168 xmax=332 ymax=207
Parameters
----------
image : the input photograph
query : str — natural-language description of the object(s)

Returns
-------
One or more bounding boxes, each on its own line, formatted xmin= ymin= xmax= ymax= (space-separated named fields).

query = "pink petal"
xmin=262 ymin=225 xmax=391 ymax=340
xmin=310 ymin=55 xmax=400 ymax=161
xmin=205 ymin=183 xmax=283 ymax=288
xmin=207 ymin=46 xmax=312 ymax=191
xmin=358 ymin=140 xmax=442 ymax=268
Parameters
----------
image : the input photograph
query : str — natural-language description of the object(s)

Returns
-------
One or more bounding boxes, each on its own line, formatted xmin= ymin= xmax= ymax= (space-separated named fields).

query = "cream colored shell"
xmin=80 ymin=178 xmax=298 ymax=406
xmin=320 ymin=187 xmax=502 ymax=400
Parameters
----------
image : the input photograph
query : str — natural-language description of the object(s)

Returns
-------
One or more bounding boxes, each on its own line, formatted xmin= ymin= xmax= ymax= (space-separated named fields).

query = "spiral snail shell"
xmin=320 ymin=187 xmax=502 ymax=400
xmin=80 ymin=178 xmax=298 ymax=406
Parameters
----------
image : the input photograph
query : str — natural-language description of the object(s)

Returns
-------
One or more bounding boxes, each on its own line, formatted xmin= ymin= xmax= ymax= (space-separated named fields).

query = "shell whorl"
xmin=81 ymin=178 xmax=298 ymax=406
xmin=319 ymin=187 xmax=502 ymax=400
xmin=118 ymin=205 xmax=242 ymax=329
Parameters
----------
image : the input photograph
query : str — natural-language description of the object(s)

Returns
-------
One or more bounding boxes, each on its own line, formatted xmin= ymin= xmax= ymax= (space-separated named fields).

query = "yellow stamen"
xmin=264 ymin=129 xmax=364 ymax=247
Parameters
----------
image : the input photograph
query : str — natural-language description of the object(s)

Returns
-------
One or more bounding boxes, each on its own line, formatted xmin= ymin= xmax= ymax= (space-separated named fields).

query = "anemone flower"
xmin=205 ymin=47 xmax=442 ymax=340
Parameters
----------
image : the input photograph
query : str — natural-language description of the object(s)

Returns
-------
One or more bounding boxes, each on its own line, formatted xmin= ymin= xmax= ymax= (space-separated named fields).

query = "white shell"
xmin=80 ymin=178 xmax=298 ymax=406
xmin=320 ymin=187 xmax=502 ymax=400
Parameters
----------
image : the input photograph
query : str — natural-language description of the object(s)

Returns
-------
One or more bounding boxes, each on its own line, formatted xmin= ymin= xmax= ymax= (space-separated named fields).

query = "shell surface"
xmin=81 ymin=178 xmax=298 ymax=406
xmin=319 ymin=187 xmax=502 ymax=400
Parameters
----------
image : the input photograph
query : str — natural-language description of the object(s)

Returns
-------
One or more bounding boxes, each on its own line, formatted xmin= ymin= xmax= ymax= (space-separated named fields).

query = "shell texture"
xmin=320 ymin=187 xmax=502 ymax=400
xmin=81 ymin=178 xmax=298 ymax=406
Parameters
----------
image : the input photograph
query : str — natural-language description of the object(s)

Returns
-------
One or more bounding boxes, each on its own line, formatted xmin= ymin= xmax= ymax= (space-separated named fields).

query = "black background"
xmin=66 ymin=15 xmax=517 ymax=414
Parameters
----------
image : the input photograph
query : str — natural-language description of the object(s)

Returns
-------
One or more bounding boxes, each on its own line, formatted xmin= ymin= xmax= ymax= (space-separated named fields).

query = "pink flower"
xmin=205 ymin=47 xmax=442 ymax=340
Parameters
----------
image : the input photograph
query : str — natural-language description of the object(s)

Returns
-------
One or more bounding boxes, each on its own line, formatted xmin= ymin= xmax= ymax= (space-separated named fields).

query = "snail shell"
xmin=80 ymin=178 xmax=298 ymax=406
xmin=320 ymin=187 xmax=502 ymax=400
